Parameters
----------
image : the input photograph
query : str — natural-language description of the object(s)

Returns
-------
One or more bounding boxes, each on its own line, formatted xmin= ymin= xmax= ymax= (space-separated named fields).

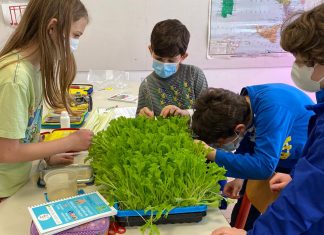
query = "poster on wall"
xmin=207 ymin=0 xmax=324 ymax=58
xmin=1 ymin=2 xmax=28 ymax=26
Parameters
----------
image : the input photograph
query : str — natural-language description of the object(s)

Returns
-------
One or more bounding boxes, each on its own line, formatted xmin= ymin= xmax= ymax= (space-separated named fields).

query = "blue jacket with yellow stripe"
xmin=215 ymin=83 xmax=314 ymax=179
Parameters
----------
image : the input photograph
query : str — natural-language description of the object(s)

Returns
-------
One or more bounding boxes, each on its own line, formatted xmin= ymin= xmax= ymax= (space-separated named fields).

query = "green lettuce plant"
xmin=88 ymin=116 xmax=226 ymax=234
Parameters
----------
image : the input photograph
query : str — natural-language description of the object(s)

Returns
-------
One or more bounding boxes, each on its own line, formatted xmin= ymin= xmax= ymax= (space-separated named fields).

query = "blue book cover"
xmin=28 ymin=191 xmax=117 ymax=235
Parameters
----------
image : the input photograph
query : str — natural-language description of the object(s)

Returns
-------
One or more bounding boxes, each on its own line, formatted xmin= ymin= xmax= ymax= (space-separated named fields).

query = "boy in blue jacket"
xmin=191 ymin=83 xmax=314 ymax=229
xmin=211 ymin=3 xmax=324 ymax=235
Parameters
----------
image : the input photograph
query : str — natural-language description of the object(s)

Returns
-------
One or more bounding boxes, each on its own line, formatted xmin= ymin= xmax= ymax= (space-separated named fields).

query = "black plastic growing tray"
xmin=114 ymin=205 xmax=208 ymax=227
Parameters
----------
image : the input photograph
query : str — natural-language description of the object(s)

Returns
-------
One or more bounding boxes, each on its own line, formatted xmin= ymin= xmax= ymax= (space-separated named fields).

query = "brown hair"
xmin=191 ymin=88 xmax=250 ymax=144
xmin=281 ymin=4 xmax=324 ymax=67
xmin=150 ymin=19 xmax=190 ymax=57
xmin=0 ymin=0 xmax=88 ymax=111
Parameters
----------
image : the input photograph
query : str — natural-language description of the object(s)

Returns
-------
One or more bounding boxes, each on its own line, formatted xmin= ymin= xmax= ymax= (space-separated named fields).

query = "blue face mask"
xmin=70 ymin=38 xmax=79 ymax=53
xmin=152 ymin=59 xmax=178 ymax=78
xmin=220 ymin=132 xmax=244 ymax=152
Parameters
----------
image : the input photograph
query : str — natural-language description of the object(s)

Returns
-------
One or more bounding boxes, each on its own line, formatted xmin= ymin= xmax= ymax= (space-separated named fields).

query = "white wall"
xmin=0 ymin=1 xmax=316 ymax=101
xmin=74 ymin=0 xmax=295 ymax=71
xmin=0 ymin=0 xmax=295 ymax=71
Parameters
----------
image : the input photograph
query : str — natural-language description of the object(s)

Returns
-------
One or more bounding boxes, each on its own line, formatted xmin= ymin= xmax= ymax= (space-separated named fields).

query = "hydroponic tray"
xmin=114 ymin=205 xmax=207 ymax=227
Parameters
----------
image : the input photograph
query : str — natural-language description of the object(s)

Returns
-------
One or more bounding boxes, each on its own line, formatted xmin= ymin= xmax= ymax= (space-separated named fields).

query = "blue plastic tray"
xmin=115 ymin=204 xmax=207 ymax=217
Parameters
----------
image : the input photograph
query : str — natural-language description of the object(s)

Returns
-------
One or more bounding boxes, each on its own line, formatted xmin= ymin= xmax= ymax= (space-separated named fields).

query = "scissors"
xmin=108 ymin=221 xmax=126 ymax=235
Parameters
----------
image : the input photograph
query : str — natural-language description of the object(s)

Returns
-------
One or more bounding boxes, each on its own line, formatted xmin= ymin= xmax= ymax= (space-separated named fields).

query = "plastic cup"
xmin=44 ymin=169 xmax=78 ymax=201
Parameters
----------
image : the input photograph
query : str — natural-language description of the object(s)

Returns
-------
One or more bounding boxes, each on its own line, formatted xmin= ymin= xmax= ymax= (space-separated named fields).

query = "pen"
xmin=106 ymin=105 xmax=118 ymax=111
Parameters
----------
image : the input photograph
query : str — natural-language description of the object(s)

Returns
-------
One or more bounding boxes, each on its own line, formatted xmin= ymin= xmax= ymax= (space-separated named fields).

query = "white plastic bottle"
xmin=60 ymin=111 xmax=70 ymax=128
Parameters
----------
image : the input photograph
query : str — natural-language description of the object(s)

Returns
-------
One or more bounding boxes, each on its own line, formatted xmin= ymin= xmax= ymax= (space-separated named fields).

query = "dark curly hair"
xmin=280 ymin=4 xmax=324 ymax=67
xmin=150 ymin=19 xmax=190 ymax=57
xmin=191 ymin=88 xmax=251 ymax=144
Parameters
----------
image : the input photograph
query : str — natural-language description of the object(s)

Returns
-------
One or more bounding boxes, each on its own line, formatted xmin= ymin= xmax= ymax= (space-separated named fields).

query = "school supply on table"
xmin=28 ymin=191 xmax=117 ymax=235
xmin=107 ymin=93 xmax=138 ymax=103
xmin=42 ymin=110 xmax=88 ymax=129
xmin=108 ymin=221 xmax=126 ymax=235
xmin=41 ymin=128 xmax=79 ymax=142
xmin=42 ymin=83 xmax=93 ymax=129
xmin=69 ymin=84 xmax=94 ymax=112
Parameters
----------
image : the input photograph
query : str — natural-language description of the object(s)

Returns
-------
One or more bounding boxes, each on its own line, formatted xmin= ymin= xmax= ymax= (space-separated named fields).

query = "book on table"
xmin=28 ymin=191 xmax=117 ymax=235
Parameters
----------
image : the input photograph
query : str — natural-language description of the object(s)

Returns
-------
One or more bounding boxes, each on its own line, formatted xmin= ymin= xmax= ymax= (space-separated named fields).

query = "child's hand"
xmin=67 ymin=129 xmax=93 ymax=152
xmin=138 ymin=107 xmax=154 ymax=118
xmin=223 ymin=179 xmax=244 ymax=199
xmin=211 ymin=227 xmax=247 ymax=235
xmin=160 ymin=105 xmax=189 ymax=118
xmin=45 ymin=152 xmax=77 ymax=166
xmin=269 ymin=172 xmax=292 ymax=192
xmin=194 ymin=140 xmax=216 ymax=161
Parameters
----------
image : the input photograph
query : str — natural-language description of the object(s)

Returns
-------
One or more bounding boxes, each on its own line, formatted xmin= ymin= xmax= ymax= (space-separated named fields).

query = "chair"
xmin=233 ymin=193 xmax=251 ymax=229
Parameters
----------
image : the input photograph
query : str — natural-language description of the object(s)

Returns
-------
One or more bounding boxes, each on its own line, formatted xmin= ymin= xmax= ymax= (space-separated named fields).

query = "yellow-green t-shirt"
xmin=0 ymin=52 xmax=42 ymax=197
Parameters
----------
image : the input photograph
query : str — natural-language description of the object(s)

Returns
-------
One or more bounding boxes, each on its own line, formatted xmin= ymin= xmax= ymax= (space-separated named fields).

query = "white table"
xmin=0 ymin=178 xmax=229 ymax=234
xmin=0 ymin=79 xmax=230 ymax=234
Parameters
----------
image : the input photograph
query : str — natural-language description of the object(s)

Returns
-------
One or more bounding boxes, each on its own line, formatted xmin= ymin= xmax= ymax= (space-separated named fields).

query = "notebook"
xmin=28 ymin=191 xmax=117 ymax=235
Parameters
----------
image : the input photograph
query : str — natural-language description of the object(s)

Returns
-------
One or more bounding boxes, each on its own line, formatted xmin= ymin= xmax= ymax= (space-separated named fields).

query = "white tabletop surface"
xmin=0 ymin=79 xmax=229 ymax=234
xmin=0 ymin=176 xmax=229 ymax=235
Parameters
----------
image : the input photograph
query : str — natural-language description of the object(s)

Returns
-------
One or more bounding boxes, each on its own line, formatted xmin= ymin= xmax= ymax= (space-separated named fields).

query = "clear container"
xmin=87 ymin=69 xmax=129 ymax=91
xmin=37 ymin=163 xmax=94 ymax=187
xmin=44 ymin=169 xmax=77 ymax=201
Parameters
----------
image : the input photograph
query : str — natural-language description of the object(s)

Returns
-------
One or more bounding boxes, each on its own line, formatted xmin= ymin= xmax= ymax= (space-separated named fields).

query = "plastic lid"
xmin=44 ymin=169 xmax=77 ymax=184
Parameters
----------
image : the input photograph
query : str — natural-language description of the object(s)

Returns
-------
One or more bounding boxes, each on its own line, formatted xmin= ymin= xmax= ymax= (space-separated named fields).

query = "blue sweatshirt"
xmin=247 ymin=102 xmax=324 ymax=235
xmin=215 ymin=83 xmax=314 ymax=179
xmin=316 ymin=89 xmax=324 ymax=103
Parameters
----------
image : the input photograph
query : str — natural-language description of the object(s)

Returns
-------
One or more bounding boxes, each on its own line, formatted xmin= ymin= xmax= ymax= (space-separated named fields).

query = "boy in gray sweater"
xmin=136 ymin=19 xmax=208 ymax=118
